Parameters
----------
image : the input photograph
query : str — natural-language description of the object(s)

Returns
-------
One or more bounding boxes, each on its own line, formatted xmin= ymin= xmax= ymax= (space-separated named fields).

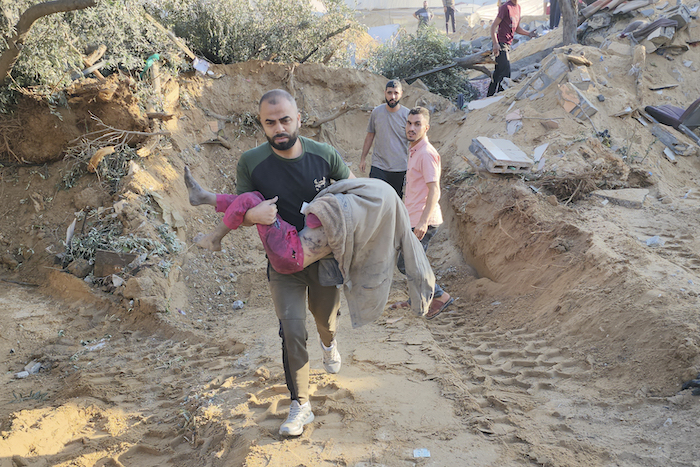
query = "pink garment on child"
xmin=215 ymin=193 xmax=304 ymax=274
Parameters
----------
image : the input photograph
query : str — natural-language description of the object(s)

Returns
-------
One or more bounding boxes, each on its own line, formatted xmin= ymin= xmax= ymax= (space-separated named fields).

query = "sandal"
xmin=426 ymin=292 xmax=453 ymax=320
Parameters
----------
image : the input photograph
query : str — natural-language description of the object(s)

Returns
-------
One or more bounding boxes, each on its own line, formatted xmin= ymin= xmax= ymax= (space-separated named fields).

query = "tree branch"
xmin=0 ymin=0 xmax=97 ymax=82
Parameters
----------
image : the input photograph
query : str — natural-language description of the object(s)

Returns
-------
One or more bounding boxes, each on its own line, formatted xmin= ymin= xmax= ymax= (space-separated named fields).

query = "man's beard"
xmin=266 ymin=128 xmax=299 ymax=151
xmin=385 ymin=97 xmax=400 ymax=108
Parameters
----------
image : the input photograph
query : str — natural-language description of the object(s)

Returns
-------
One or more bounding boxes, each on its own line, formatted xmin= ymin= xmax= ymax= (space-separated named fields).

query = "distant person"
xmin=360 ymin=80 xmax=410 ymax=199
xmin=443 ymin=0 xmax=456 ymax=34
xmin=393 ymin=107 xmax=453 ymax=319
xmin=549 ymin=0 xmax=561 ymax=29
xmin=414 ymin=1 xmax=434 ymax=28
xmin=487 ymin=0 xmax=536 ymax=96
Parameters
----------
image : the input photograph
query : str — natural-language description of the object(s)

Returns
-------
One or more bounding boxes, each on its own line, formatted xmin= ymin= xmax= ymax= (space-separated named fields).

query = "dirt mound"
xmin=1 ymin=75 xmax=148 ymax=165
xmin=1 ymin=53 xmax=699 ymax=466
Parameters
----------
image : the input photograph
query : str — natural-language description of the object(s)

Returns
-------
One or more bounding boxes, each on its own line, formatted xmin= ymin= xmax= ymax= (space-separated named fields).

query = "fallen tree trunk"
xmin=0 ymin=0 xmax=97 ymax=82
xmin=405 ymin=50 xmax=493 ymax=82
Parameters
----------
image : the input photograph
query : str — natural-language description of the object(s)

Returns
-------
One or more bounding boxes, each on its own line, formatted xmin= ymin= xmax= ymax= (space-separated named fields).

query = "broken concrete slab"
xmin=568 ymin=65 xmax=594 ymax=91
xmin=533 ymin=143 xmax=549 ymax=162
xmin=557 ymin=83 xmax=599 ymax=119
xmin=469 ymin=137 xmax=534 ymax=173
xmin=515 ymin=54 xmax=569 ymax=100
xmin=590 ymin=188 xmax=649 ymax=208
xmin=666 ymin=4 xmax=691 ymax=29
xmin=467 ymin=95 xmax=504 ymax=110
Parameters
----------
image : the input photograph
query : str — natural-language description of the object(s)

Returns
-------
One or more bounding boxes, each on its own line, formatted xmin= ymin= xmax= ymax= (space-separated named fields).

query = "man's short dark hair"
xmin=386 ymin=79 xmax=402 ymax=90
xmin=259 ymin=89 xmax=297 ymax=111
xmin=409 ymin=106 xmax=430 ymax=124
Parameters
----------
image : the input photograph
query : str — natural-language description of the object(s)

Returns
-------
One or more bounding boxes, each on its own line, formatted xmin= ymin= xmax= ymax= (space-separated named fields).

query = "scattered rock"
xmin=1 ymin=254 xmax=19 ymax=269
xmin=24 ymin=361 xmax=42 ymax=374
xmin=67 ymin=259 xmax=92 ymax=278
xmin=541 ymin=120 xmax=559 ymax=130
xmin=232 ymin=300 xmax=245 ymax=310
xmin=15 ymin=371 xmax=29 ymax=379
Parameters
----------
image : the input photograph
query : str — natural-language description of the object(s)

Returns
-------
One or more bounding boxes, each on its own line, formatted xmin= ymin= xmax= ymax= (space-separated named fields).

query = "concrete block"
xmin=568 ymin=66 xmax=593 ymax=91
xmin=557 ymin=83 xmax=598 ymax=119
xmin=469 ymin=137 xmax=534 ymax=174
xmin=591 ymin=188 xmax=649 ymax=208
xmin=666 ymin=4 xmax=690 ymax=28
xmin=650 ymin=27 xmax=675 ymax=47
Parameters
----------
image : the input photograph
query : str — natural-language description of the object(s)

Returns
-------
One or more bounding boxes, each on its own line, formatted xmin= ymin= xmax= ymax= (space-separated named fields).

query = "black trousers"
xmin=487 ymin=43 xmax=511 ymax=97
xmin=445 ymin=7 xmax=456 ymax=33
xmin=369 ymin=166 xmax=406 ymax=199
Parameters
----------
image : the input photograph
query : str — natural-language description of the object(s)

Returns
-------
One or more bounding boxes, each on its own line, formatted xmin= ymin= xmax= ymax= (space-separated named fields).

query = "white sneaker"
xmin=279 ymin=400 xmax=314 ymax=436
xmin=320 ymin=337 xmax=341 ymax=374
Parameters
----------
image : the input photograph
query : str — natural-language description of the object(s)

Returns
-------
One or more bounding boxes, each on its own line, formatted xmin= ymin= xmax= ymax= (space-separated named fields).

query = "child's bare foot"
xmin=194 ymin=232 xmax=222 ymax=251
xmin=185 ymin=166 xmax=217 ymax=206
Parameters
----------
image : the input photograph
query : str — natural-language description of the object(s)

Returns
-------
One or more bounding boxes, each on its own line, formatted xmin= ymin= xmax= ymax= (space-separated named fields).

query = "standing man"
xmin=360 ymin=80 xmax=410 ymax=199
xmin=414 ymin=1 xmax=434 ymax=29
xmin=237 ymin=89 xmax=355 ymax=437
xmin=394 ymin=107 xmax=453 ymax=319
xmin=443 ymin=0 xmax=456 ymax=34
xmin=487 ymin=0 xmax=536 ymax=96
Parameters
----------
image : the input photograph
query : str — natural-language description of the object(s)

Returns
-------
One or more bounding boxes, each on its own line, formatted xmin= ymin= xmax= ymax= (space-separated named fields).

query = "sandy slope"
xmin=1 ymin=41 xmax=700 ymax=466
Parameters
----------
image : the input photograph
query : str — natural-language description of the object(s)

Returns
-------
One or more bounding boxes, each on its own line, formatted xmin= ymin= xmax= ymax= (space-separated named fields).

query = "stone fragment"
xmin=67 ymin=259 xmax=92 ymax=278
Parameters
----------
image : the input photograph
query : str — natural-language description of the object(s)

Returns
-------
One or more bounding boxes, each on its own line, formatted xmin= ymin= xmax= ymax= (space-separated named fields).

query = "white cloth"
xmin=304 ymin=178 xmax=435 ymax=328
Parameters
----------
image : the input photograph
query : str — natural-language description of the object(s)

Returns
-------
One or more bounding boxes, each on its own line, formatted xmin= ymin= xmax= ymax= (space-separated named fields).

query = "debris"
xmin=469 ymin=137 xmax=534 ymax=174
xmin=87 ymin=146 xmax=116 ymax=173
xmin=24 ymin=361 xmax=42 ymax=374
xmin=590 ymin=188 xmax=649 ymax=208
xmin=467 ymin=95 xmax=504 ymax=110
xmin=146 ymin=112 xmax=174 ymax=121
xmin=650 ymin=124 xmax=694 ymax=156
xmin=67 ymin=259 xmax=92 ymax=278
xmin=232 ymin=300 xmax=245 ymax=310
xmin=648 ymin=84 xmax=678 ymax=91
xmin=663 ymin=147 xmax=677 ymax=163
xmin=597 ymin=94 xmax=605 ymax=102
xmin=111 ymin=274 xmax=125 ymax=287
xmin=93 ymin=250 xmax=139 ymax=277
xmin=516 ymin=54 xmax=569 ymax=100
xmin=569 ymin=66 xmax=594 ymax=91
xmin=15 ymin=371 xmax=29 ymax=379
xmin=413 ymin=449 xmax=431 ymax=458
xmin=533 ymin=143 xmax=549 ymax=162
xmin=557 ymin=83 xmax=599 ymax=119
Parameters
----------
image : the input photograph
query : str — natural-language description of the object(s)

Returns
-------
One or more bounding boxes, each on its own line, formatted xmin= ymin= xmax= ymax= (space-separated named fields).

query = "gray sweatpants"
xmin=268 ymin=261 xmax=340 ymax=405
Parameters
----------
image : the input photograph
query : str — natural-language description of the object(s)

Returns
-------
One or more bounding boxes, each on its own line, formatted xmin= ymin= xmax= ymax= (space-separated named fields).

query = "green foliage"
xmin=151 ymin=0 xmax=360 ymax=64
xmin=367 ymin=26 xmax=477 ymax=103
xmin=0 ymin=0 xmax=361 ymax=113
xmin=0 ymin=0 xmax=184 ymax=112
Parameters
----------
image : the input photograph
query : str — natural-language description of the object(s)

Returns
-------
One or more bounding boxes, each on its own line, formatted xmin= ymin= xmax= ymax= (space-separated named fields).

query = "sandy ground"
xmin=2 ymin=15 xmax=700 ymax=466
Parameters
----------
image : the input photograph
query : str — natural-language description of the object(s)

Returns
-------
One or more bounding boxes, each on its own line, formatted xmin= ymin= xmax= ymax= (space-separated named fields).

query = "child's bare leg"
xmin=185 ymin=166 xmax=217 ymax=206
xmin=194 ymin=221 xmax=231 ymax=251
xmin=299 ymin=227 xmax=332 ymax=267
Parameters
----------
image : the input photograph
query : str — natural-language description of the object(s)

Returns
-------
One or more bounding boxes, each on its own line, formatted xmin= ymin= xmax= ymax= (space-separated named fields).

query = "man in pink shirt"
xmin=487 ymin=0 xmax=536 ymax=96
xmin=394 ymin=107 xmax=453 ymax=319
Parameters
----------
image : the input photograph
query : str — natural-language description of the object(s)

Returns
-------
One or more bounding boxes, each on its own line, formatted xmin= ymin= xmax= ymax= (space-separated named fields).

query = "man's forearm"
xmin=418 ymin=184 xmax=440 ymax=226
xmin=361 ymin=133 xmax=374 ymax=160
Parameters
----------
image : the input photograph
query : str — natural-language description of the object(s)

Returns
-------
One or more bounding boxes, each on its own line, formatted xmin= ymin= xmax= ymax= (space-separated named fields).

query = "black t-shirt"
xmin=236 ymin=136 xmax=350 ymax=231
